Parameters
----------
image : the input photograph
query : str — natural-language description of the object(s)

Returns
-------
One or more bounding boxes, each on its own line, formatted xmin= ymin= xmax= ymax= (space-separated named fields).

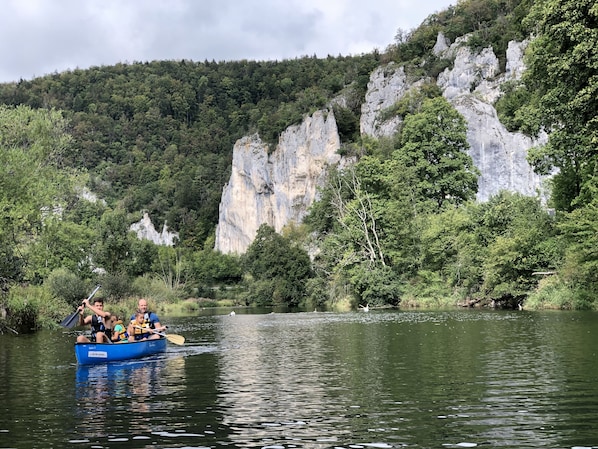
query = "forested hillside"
xmin=2 ymin=0 xmax=598 ymax=332
xmin=0 ymin=0 xmax=533 ymax=247
xmin=0 ymin=55 xmax=378 ymax=247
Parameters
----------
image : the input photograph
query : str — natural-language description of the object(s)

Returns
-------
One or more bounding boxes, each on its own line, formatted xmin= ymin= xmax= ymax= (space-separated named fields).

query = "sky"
xmin=0 ymin=0 xmax=454 ymax=84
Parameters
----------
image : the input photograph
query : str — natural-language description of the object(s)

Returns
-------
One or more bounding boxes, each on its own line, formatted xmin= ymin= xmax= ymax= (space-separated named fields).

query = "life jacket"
xmin=131 ymin=320 xmax=151 ymax=340
xmin=130 ymin=311 xmax=157 ymax=329
xmin=142 ymin=312 xmax=156 ymax=329
xmin=113 ymin=321 xmax=128 ymax=342
xmin=91 ymin=315 xmax=111 ymax=342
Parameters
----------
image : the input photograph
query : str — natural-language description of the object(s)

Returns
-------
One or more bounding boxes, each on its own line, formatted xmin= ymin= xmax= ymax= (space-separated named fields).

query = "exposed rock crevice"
xmin=215 ymin=110 xmax=341 ymax=254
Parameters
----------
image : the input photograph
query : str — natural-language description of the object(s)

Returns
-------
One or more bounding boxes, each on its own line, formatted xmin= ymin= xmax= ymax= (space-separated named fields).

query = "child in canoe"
xmin=128 ymin=311 xmax=160 ymax=341
xmin=111 ymin=314 xmax=129 ymax=343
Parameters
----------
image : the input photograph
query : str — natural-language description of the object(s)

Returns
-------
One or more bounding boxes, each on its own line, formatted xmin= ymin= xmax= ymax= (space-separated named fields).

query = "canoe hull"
xmin=75 ymin=337 xmax=167 ymax=365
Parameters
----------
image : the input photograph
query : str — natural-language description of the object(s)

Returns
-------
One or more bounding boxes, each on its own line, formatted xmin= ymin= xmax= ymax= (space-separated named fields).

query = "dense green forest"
xmin=2 ymin=0 xmax=598 ymax=332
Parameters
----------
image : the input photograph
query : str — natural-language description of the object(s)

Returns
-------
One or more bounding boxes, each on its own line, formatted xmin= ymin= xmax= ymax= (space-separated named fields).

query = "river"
xmin=1 ymin=308 xmax=598 ymax=448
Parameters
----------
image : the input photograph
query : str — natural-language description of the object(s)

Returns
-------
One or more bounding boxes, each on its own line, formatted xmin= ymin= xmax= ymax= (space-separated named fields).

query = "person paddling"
xmin=76 ymin=297 xmax=112 ymax=343
xmin=130 ymin=298 xmax=166 ymax=335
xmin=128 ymin=310 xmax=164 ymax=341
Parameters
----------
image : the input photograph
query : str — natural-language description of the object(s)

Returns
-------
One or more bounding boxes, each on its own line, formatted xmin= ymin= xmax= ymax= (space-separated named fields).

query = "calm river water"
xmin=1 ymin=308 xmax=598 ymax=449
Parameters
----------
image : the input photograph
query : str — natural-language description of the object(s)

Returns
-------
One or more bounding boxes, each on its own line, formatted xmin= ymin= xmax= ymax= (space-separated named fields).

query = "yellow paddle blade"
xmin=165 ymin=333 xmax=185 ymax=345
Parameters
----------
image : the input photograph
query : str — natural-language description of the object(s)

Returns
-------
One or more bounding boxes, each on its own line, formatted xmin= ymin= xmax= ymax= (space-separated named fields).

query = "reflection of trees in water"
xmin=75 ymin=363 xmax=111 ymax=436
xmin=130 ymin=365 xmax=152 ymax=417
xmin=74 ymin=356 xmax=186 ymax=438
xmin=215 ymin=314 xmax=356 ymax=445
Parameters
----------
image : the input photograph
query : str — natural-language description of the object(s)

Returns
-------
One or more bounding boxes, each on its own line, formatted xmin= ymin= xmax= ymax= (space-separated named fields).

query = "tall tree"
xmin=523 ymin=0 xmax=598 ymax=211
xmin=557 ymin=179 xmax=598 ymax=299
xmin=476 ymin=192 xmax=560 ymax=305
xmin=92 ymin=209 xmax=132 ymax=275
xmin=394 ymin=96 xmax=479 ymax=211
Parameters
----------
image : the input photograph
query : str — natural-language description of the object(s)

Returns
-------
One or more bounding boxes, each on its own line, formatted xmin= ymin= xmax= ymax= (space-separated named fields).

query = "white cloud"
xmin=0 ymin=0 xmax=453 ymax=83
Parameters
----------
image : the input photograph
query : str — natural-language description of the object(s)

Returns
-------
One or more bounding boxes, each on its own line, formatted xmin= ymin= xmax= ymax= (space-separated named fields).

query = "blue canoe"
xmin=75 ymin=337 xmax=167 ymax=365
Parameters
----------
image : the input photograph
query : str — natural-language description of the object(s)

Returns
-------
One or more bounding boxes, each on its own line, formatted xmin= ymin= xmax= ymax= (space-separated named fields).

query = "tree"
xmin=523 ymin=0 xmax=598 ymax=211
xmin=25 ymin=217 xmax=96 ymax=281
xmin=187 ymin=248 xmax=243 ymax=286
xmin=127 ymin=238 xmax=159 ymax=277
xmin=419 ymin=206 xmax=484 ymax=292
xmin=348 ymin=263 xmax=402 ymax=307
xmin=557 ymin=181 xmax=598 ymax=299
xmin=473 ymin=192 xmax=560 ymax=305
xmin=0 ymin=105 xmax=74 ymax=289
xmin=336 ymin=165 xmax=387 ymax=266
xmin=243 ymin=225 xmax=312 ymax=306
xmin=394 ymin=97 xmax=479 ymax=210
xmin=306 ymin=155 xmax=421 ymax=305
xmin=153 ymin=245 xmax=185 ymax=291
xmin=92 ymin=209 xmax=132 ymax=274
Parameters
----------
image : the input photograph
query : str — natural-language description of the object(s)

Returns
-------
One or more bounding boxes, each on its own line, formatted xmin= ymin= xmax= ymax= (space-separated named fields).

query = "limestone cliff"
xmin=360 ymin=36 xmax=548 ymax=202
xmin=130 ymin=212 xmax=179 ymax=246
xmin=214 ymin=110 xmax=341 ymax=254
xmin=215 ymin=36 xmax=549 ymax=254
xmin=439 ymin=38 xmax=548 ymax=201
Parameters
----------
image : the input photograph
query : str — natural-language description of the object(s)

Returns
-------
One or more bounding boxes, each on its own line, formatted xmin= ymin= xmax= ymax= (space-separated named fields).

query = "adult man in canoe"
xmin=76 ymin=297 xmax=112 ymax=343
xmin=130 ymin=298 xmax=166 ymax=340
xmin=128 ymin=311 xmax=152 ymax=341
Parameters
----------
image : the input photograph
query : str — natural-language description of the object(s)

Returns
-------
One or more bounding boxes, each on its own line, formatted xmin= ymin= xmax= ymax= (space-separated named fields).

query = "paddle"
xmin=159 ymin=332 xmax=185 ymax=346
xmin=60 ymin=285 xmax=101 ymax=328
xmin=135 ymin=326 xmax=185 ymax=345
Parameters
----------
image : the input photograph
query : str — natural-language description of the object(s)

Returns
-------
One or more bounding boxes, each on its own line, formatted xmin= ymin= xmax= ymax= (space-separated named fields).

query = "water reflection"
xmin=73 ymin=354 xmax=187 ymax=442
xmin=215 ymin=312 xmax=415 ymax=447
xmin=2 ymin=310 xmax=598 ymax=448
xmin=211 ymin=310 xmax=598 ymax=448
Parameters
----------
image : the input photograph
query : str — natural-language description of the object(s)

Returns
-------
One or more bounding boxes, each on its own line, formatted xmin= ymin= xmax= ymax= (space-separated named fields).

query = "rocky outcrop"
xmin=437 ymin=37 xmax=548 ymax=201
xmin=433 ymin=32 xmax=450 ymax=55
xmin=214 ymin=110 xmax=341 ymax=254
xmin=451 ymin=95 xmax=545 ymax=201
xmin=215 ymin=36 xmax=549 ymax=254
xmin=130 ymin=212 xmax=179 ymax=246
xmin=360 ymin=35 xmax=548 ymax=202
xmin=360 ymin=64 xmax=428 ymax=138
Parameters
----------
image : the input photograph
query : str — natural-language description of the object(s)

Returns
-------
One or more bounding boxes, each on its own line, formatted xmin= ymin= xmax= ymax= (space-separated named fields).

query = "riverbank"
xmin=3 ymin=279 xmax=597 ymax=335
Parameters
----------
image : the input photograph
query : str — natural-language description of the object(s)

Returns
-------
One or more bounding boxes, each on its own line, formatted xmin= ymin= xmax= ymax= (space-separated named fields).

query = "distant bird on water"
xmin=359 ymin=303 xmax=369 ymax=312
xmin=230 ymin=311 xmax=236 ymax=316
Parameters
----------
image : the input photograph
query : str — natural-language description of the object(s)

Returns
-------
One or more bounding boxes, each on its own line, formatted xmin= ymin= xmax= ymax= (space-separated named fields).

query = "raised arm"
xmin=83 ymin=299 xmax=111 ymax=319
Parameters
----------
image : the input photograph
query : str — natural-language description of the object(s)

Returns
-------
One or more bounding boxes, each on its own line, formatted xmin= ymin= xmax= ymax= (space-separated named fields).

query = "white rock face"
xmin=130 ymin=212 xmax=179 ymax=246
xmin=438 ymin=36 xmax=547 ymax=200
xmin=452 ymin=95 xmax=545 ymax=201
xmin=76 ymin=186 xmax=105 ymax=205
xmin=361 ymin=35 xmax=547 ymax=202
xmin=433 ymin=32 xmax=450 ymax=55
xmin=360 ymin=64 xmax=417 ymax=138
xmin=214 ymin=110 xmax=341 ymax=254
xmin=438 ymin=43 xmax=501 ymax=102
xmin=214 ymin=35 xmax=549 ymax=254
xmin=505 ymin=40 xmax=528 ymax=80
